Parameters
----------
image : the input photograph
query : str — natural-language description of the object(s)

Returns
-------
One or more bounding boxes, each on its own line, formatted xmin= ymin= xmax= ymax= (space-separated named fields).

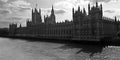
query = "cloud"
xmin=7 ymin=17 xmax=22 ymax=20
xmin=54 ymin=1 xmax=75 ymax=10
xmin=0 ymin=21 xmax=10 ymax=28
xmin=116 ymin=15 xmax=120 ymax=18
xmin=104 ymin=10 xmax=115 ymax=13
xmin=55 ymin=9 xmax=66 ymax=14
xmin=11 ymin=0 xmax=30 ymax=6
xmin=0 ymin=0 xmax=6 ymax=8
xmin=84 ymin=0 xmax=118 ymax=3
xmin=0 ymin=20 xmax=14 ymax=28
xmin=7 ymin=0 xmax=31 ymax=12
xmin=1 ymin=0 xmax=8 ymax=2
xmin=54 ymin=0 xmax=90 ymax=11
xmin=0 ymin=9 xmax=10 ymax=14
xmin=18 ymin=7 xmax=31 ymax=12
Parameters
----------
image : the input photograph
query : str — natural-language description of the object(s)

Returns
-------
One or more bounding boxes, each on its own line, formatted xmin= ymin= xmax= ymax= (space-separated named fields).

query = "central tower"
xmin=31 ymin=0 xmax=42 ymax=24
xmin=44 ymin=5 xmax=56 ymax=24
xmin=50 ymin=5 xmax=56 ymax=24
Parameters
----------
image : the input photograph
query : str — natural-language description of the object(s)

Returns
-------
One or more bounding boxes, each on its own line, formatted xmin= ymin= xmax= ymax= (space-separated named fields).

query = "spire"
xmin=19 ymin=24 xmax=22 ymax=28
xmin=78 ymin=6 xmax=80 ymax=12
xmin=39 ymin=9 xmax=41 ymax=15
xmin=52 ymin=5 xmax=53 ymax=9
xmin=52 ymin=5 xmax=54 ymax=12
xmin=44 ymin=15 xmax=46 ymax=22
xmin=88 ymin=3 xmax=90 ymax=15
xmin=32 ymin=9 xmax=34 ymax=22
xmin=115 ymin=16 xmax=117 ymax=22
xmin=83 ymin=8 xmax=86 ymax=15
xmin=100 ymin=4 xmax=102 ymax=10
xmin=51 ymin=5 xmax=54 ymax=15
xmin=44 ymin=15 xmax=46 ymax=19
xmin=88 ymin=3 xmax=90 ymax=8
xmin=35 ymin=8 xmax=38 ymax=13
xmin=39 ymin=9 xmax=42 ymax=21
xmin=34 ymin=0 xmax=38 ymax=13
xmin=96 ymin=0 xmax=98 ymax=7
xmin=100 ymin=4 xmax=103 ymax=18
xmin=72 ymin=7 xmax=74 ymax=14
xmin=35 ymin=0 xmax=38 ymax=8
xmin=72 ymin=7 xmax=74 ymax=20
xmin=36 ymin=3 xmax=38 ymax=8
xmin=32 ymin=9 xmax=34 ymax=13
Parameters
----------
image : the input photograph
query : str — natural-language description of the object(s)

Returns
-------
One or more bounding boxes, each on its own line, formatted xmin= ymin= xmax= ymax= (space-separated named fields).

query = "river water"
xmin=0 ymin=37 xmax=119 ymax=60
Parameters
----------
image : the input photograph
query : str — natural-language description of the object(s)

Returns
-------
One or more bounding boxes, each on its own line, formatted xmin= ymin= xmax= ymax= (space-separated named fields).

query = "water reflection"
xmin=57 ymin=44 xmax=105 ymax=56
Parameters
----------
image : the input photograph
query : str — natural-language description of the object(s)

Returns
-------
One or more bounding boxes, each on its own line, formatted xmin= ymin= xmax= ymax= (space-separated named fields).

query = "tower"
xmin=100 ymin=4 xmax=103 ymax=19
xmin=32 ymin=9 xmax=35 ymax=23
xmin=96 ymin=2 xmax=98 ymax=7
xmin=88 ymin=3 xmax=90 ymax=15
xmin=83 ymin=8 xmax=86 ymax=15
xmin=72 ymin=8 xmax=74 ymax=21
xmin=38 ymin=9 xmax=42 ymax=23
xmin=9 ymin=23 xmax=17 ymax=35
xmin=78 ymin=6 xmax=80 ymax=12
xmin=31 ymin=0 xmax=42 ymax=25
xmin=19 ymin=24 xmax=22 ymax=28
xmin=115 ymin=16 xmax=117 ymax=22
xmin=114 ymin=16 xmax=118 ymax=33
xmin=51 ymin=5 xmax=54 ymax=15
xmin=44 ymin=5 xmax=56 ymax=24
xmin=50 ymin=5 xmax=56 ymax=24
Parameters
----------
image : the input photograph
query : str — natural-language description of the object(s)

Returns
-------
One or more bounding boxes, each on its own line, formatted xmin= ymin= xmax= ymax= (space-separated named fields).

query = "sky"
xmin=0 ymin=0 xmax=120 ymax=28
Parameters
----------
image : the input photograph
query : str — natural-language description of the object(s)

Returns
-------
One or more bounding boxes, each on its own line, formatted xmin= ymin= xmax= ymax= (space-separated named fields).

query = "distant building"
xmin=9 ymin=23 xmax=17 ymax=35
xmin=9 ymin=2 xmax=120 ymax=41
xmin=44 ymin=5 xmax=56 ymax=24
xmin=27 ymin=7 xmax=42 ymax=26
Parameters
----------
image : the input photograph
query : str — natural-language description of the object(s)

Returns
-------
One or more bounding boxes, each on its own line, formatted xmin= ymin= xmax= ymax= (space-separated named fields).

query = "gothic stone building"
xmin=9 ymin=2 xmax=120 ymax=41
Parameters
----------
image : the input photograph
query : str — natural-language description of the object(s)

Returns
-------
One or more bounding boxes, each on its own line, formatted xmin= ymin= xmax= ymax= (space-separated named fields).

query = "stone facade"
xmin=9 ymin=2 xmax=120 ymax=41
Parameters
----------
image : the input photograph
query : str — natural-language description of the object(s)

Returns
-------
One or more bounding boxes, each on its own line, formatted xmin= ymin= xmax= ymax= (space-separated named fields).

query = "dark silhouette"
xmin=0 ymin=28 xmax=9 ymax=36
xmin=57 ymin=43 xmax=105 ymax=57
xmin=8 ymin=2 xmax=120 ymax=42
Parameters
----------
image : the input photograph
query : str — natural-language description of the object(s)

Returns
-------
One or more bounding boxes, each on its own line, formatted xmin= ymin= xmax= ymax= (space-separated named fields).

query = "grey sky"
xmin=0 ymin=0 xmax=119 ymax=28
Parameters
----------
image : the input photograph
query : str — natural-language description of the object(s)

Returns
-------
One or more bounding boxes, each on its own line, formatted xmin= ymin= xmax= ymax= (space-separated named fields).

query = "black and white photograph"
xmin=0 ymin=0 xmax=120 ymax=60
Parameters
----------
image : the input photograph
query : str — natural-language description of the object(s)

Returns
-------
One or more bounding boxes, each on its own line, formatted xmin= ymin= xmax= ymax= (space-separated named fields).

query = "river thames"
xmin=0 ymin=37 xmax=119 ymax=60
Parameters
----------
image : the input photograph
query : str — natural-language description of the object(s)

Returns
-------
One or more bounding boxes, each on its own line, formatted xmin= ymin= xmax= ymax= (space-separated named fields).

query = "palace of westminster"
xmin=9 ymin=2 xmax=120 ymax=41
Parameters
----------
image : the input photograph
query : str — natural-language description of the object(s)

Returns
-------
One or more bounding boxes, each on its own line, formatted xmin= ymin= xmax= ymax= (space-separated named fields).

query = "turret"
xmin=19 ymin=24 xmax=22 ymax=28
xmin=83 ymin=8 xmax=86 ymax=15
xmin=39 ymin=9 xmax=42 ymax=20
xmin=100 ymin=4 xmax=103 ymax=18
xmin=35 ymin=8 xmax=38 ymax=13
xmin=32 ymin=9 xmax=33 ymax=14
xmin=9 ymin=23 xmax=17 ymax=35
xmin=39 ymin=9 xmax=41 ymax=15
xmin=51 ymin=5 xmax=56 ymax=23
xmin=31 ymin=0 xmax=43 ymax=25
xmin=96 ymin=2 xmax=98 ymax=7
xmin=78 ymin=6 xmax=80 ymax=12
xmin=44 ymin=15 xmax=46 ymax=19
xmin=44 ymin=15 xmax=46 ymax=23
xmin=32 ymin=9 xmax=34 ymax=22
xmin=88 ymin=3 xmax=90 ymax=15
xmin=51 ymin=5 xmax=54 ymax=15
xmin=115 ymin=16 xmax=117 ymax=22
xmin=72 ymin=8 xmax=74 ymax=20
xmin=100 ymin=4 xmax=102 ymax=10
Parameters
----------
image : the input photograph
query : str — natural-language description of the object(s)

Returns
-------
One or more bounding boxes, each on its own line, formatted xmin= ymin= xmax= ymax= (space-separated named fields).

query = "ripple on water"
xmin=0 ymin=38 xmax=120 ymax=60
